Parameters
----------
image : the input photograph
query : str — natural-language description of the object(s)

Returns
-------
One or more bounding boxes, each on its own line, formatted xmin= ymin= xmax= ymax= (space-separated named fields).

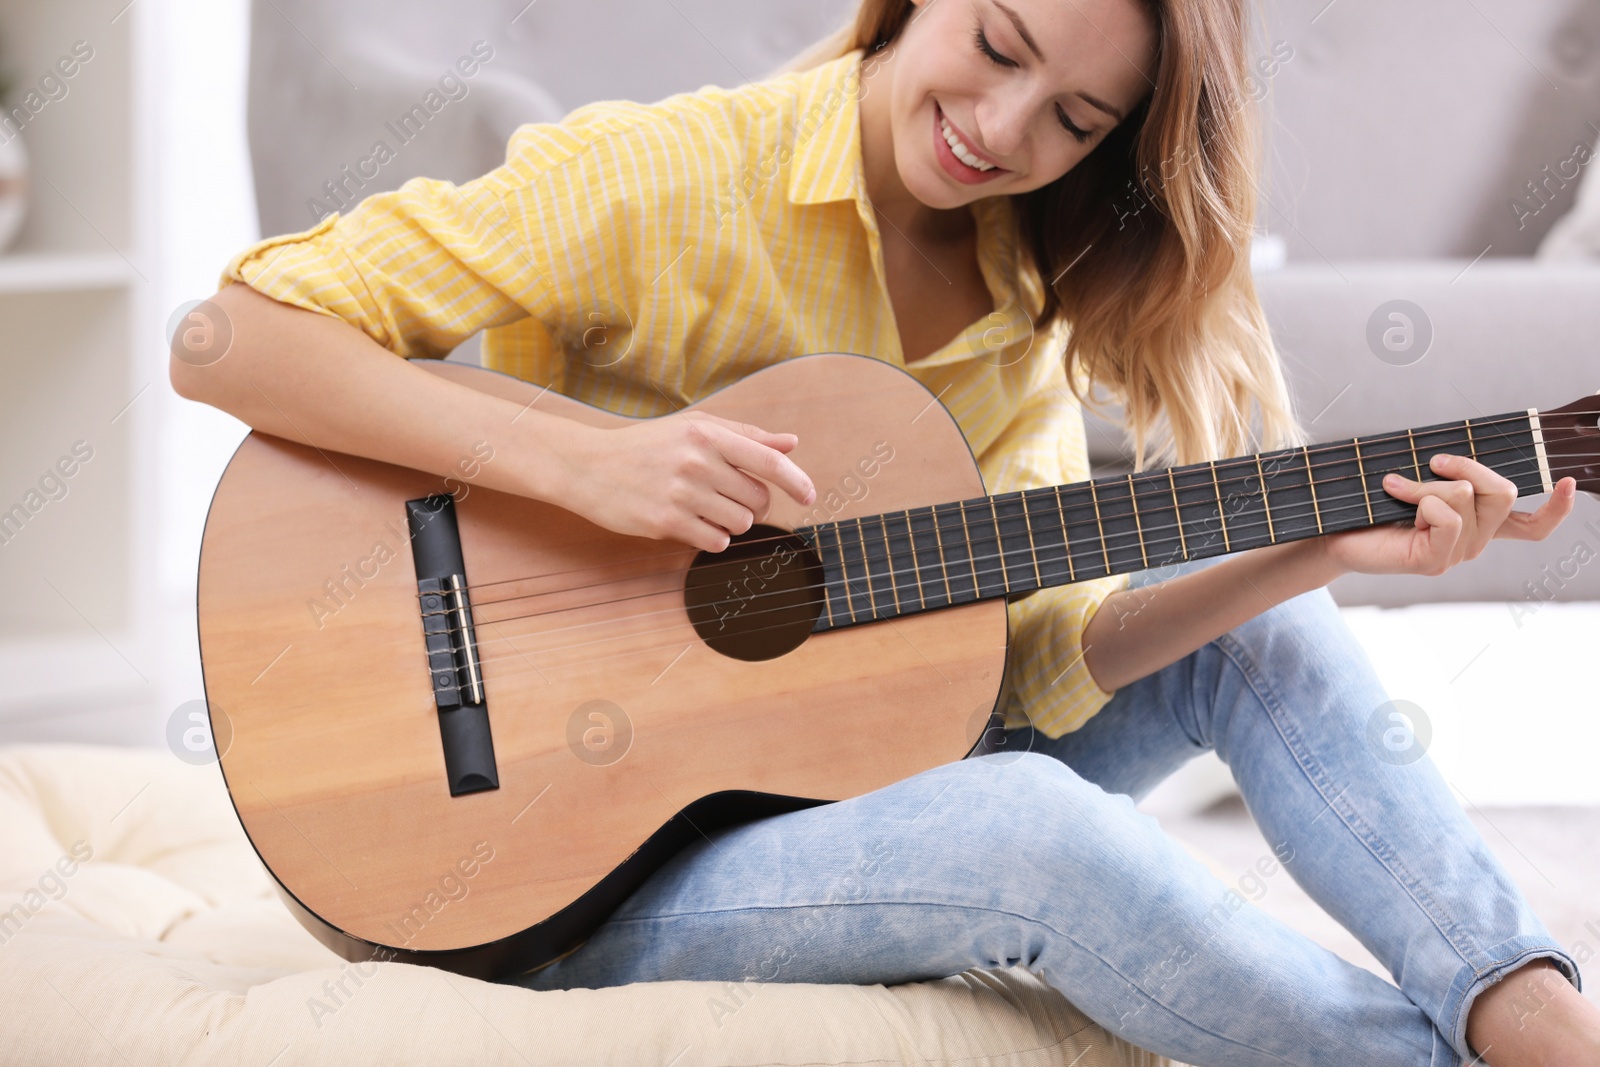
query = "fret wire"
xmin=814 ymin=415 xmax=1551 ymax=622
xmin=987 ymin=497 xmax=1010 ymax=591
xmin=1125 ymin=473 xmax=1149 ymax=569
xmin=1052 ymin=486 xmax=1076 ymax=582
xmin=1020 ymin=493 xmax=1043 ymax=588
xmin=878 ymin=514 xmax=901 ymax=615
xmin=1209 ymin=460 xmax=1231 ymax=552
xmin=853 ymin=516 xmax=879 ymax=617
xmin=1255 ymin=454 xmax=1276 ymax=543
xmin=831 ymin=522 xmax=858 ymax=624
xmin=1302 ymin=446 xmax=1324 ymax=534
xmin=931 ymin=503 xmax=955 ymax=603
xmin=903 ymin=511 xmax=925 ymax=612
xmin=1352 ymin=438 xmax=1375 ymax=525
xmin=957 ymin=500 xmax=981 ymax=595
xmin=1167 ymin=469 xmax=1188 ymax=559
xmin=816 ymin=528 xmax=834 ymax=625
xmin=1088 ymin=479 xmax=1112 ymax=575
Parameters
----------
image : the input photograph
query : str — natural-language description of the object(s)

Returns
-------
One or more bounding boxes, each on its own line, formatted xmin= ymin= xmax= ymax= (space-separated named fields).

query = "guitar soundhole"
xmin=684 ymin=524 xmax=825 ymax=661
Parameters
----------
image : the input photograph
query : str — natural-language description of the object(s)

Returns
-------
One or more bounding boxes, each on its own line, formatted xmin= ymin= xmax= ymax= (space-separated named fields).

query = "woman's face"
xmin=873 ymin=0 xmax=1158 ymax=207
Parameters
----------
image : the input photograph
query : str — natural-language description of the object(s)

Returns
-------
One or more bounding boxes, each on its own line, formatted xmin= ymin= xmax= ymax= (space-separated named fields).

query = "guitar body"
xmin=198 ymin=353 xmax=1008 ymax=979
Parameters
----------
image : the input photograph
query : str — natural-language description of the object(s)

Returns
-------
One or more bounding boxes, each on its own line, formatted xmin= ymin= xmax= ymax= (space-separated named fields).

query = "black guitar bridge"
xmin=407 ymin=494 xmax=499 ymax=797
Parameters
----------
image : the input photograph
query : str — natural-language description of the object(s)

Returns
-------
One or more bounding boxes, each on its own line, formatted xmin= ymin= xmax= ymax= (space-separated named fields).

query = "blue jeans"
xmin=509 ymin=556 xmax=1581 ymax=1066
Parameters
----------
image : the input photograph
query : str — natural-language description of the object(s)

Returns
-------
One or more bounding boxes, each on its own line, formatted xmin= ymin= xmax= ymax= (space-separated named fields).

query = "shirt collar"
xmin=785 ymin=48 xmax=869 ymax=207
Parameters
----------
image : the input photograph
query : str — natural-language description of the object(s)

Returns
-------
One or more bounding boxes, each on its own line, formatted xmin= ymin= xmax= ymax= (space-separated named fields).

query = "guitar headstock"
xmin=1540 ymin=390 xmax=1600 ymax=498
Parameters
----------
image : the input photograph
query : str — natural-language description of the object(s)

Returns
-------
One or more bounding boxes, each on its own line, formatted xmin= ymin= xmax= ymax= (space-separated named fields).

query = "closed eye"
xmin=1053 ymin=104 xmax=1094 ymax=144
xmin=966 ymin=24 xmax=1017 ymax=68
xmin=970 ymin=21 xmax=1095 ymax=145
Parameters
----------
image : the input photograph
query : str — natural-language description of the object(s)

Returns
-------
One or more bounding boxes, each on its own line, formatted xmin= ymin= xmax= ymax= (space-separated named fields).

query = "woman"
xmin=174 ymin=0 xmax=1596 ymax=1062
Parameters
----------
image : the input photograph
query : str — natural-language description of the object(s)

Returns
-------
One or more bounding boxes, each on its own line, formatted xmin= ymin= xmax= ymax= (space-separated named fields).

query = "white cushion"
xmin=0 ymin=743 xmax=1175 ymax=1066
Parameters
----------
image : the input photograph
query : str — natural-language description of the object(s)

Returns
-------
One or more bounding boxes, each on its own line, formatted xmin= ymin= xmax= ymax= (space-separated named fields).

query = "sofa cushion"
xmin=1081 ymin=261 xmax=1600 ymax=606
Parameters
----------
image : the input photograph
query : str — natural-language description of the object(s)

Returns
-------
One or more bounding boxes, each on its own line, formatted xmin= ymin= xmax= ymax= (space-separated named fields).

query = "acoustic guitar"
xmin=195 ymin=352 xmax=1600 ymax=980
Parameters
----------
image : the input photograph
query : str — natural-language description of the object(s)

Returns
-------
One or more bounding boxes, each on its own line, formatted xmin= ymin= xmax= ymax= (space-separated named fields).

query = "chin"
xmin=902 ymin=174 xmax=957 ymax=209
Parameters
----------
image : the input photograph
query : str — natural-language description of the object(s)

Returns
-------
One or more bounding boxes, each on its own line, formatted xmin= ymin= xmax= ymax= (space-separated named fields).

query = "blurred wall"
xmin=246 ymin=0 xmax=1600 ymax=259
xmin=247 ymin=0 xmax=858 ymax=239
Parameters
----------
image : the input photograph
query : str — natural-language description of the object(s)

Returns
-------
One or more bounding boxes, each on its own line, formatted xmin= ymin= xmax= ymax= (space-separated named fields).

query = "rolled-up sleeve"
xmin=218 ymin=166 xmax=557 ymax=361
xmin=982 ymin=349 xmax=1131 ymax=739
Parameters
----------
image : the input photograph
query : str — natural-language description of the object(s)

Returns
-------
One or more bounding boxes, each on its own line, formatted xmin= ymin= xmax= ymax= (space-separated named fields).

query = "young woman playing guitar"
xmin=172 ymin=0 xmax=1595 ymax=1062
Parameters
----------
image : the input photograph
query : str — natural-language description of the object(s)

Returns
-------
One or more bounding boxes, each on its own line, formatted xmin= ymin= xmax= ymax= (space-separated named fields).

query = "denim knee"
xmin=1226 ymin=584 xmax=1342 ymax=652
xmin=1214 ymin=587 xmax=1372 ymax=699
xmin=966 ymin=751 xmax=1137 ymax=819
xmin=953 ymin=753 xmax=1155 ymax=884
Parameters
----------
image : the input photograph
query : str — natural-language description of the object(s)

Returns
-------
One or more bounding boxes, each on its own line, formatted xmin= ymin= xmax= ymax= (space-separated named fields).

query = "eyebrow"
xmin=991 ymin=0 xmax=1127 ymax=122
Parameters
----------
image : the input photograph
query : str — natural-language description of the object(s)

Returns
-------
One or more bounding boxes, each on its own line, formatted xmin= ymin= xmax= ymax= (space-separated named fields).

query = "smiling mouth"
xmin=937 ymin=103 xmax=1002 ymax=172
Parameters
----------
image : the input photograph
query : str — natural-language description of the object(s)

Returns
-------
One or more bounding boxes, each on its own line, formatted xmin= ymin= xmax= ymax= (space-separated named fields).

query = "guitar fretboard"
xmin=797 ymin=409 xmax=1549 ymax=631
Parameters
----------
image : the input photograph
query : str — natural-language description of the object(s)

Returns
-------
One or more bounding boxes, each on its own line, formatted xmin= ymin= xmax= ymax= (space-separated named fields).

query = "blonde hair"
xmin=768 ymin=0 xmax=1305 ymax=471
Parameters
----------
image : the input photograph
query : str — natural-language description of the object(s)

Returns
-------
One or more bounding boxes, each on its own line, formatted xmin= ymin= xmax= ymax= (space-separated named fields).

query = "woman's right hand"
xmin=557 ymin=412 xmax=817 ymax=553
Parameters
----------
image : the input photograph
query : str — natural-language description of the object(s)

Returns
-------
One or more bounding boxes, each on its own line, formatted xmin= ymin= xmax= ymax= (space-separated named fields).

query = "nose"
xmin=974 ymin=92 xmax=1033 ymax=162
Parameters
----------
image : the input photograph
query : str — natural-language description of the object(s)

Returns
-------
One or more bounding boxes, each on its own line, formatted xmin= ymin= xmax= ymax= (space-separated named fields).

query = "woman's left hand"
xmin=1318 ymin=453 xmax=1579 ymax=578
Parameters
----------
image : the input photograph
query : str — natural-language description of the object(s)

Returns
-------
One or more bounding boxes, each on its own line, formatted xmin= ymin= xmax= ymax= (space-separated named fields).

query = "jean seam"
xmin=1211 ymin=627 xmax=1481 ymax=989
xmin=605 ymin=899 xmax=1306 ymax=1066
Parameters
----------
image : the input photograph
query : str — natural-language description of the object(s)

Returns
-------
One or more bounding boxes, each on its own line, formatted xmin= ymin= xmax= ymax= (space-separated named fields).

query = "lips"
xmin=933 ymin=102 xmax=1007 ymax=185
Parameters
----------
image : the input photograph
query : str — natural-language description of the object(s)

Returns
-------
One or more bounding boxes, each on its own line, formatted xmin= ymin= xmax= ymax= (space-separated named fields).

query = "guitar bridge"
xmin=418 ymin=574 xmax=484 ymax=708
xmin=407 ymin=494 xmax=499 ymax=797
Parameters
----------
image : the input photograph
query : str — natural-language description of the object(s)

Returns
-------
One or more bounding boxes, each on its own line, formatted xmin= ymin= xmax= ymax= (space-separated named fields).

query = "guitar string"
xmin=453 ymin=411 xmax=1573 ymax=605
xmin=445 ymin=431 xmax=1578 ymax=620
xmin=443 ymin=433 xmax=1587 ymax=654
xmin=454 ymin=469 xmax=1592 ymax=688
xmin=443 ymin=441 xmax=1589 ymax=679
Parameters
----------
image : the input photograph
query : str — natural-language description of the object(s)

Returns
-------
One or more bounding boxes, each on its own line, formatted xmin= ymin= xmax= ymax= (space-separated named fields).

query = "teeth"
xmin=940 ymin=114 xmax=995 ymax=171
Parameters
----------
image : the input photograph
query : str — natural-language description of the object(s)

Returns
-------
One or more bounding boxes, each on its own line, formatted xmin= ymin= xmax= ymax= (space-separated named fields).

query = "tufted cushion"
xmin=0 ymin=743 xmax=1176 ymax=1066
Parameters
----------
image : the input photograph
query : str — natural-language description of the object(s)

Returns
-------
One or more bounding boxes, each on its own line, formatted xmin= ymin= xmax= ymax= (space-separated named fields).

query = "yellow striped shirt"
xmin=217 ymin=46 xmax=1131 ymax=739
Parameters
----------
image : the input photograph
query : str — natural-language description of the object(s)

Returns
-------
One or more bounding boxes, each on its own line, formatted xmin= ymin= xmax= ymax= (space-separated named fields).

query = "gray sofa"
xmin=1077 ymin=0 xmax=1600 ymax=606
xmin=245 ymin=0 xmax=1600 ymax=607
xmin=1235 ymin=0 xmax=1600 ymax=604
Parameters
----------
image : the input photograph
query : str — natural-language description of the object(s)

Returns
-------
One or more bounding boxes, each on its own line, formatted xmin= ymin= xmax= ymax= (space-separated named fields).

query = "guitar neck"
xmin=799 ymin=407 xmax=1554 ymax=631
